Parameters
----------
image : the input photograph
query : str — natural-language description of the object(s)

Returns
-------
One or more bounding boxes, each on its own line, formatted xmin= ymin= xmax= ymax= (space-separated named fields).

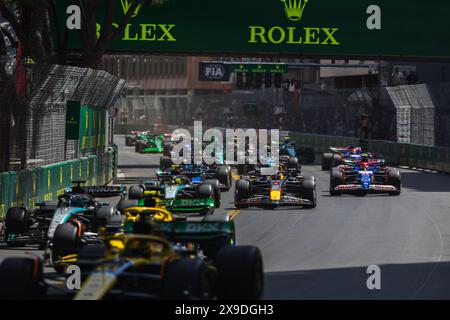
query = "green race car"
xmin=135 ymin=132 xmax=165 ymax=153
xmin=127 ymin=175 xmax=220 ymax=217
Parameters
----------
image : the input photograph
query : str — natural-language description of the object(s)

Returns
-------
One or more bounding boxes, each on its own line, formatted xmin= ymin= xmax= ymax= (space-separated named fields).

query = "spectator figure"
xmin=391 ymin=68 xmax=405 ymax=86
xmin=406 ymin=70 xmax=419 ymax=85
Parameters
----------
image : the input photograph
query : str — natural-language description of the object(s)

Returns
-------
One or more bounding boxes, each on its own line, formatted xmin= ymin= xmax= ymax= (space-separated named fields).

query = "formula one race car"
xmin=321 ymin=146 xmax=363 ymax=171
xmin=329 ymin=159 xmax=401 ymax=196
xmin=42 ymin=183 xmax=126 ymax=272
xmin=0 ymin=217 xmax=263 ymax=300
xmin=129 ymin=174 xmax=220 ymax=216
xmin=235 ymin=157 xmax=317 ymax=209
xmin=135 ymin=132 xmax=165 ymax=153
xmin=0 ymin=183 xmax=125 ymax=252
xmin=159 ymin=158 xmax=233 ymax=191
xmin=0 ymin=201 xmax=58 ymax=249
xmin=125 ymin=130 xmax=144 ymax=146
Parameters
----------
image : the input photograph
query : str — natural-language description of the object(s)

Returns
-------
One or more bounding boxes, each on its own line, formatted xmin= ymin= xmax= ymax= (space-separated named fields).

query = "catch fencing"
xmin=0 ymin=63 xmax=126 ymax=172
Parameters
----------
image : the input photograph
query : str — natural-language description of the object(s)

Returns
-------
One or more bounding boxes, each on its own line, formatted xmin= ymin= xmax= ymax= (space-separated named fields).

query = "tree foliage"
xmin=0 ymin=0 xmax=167 ymax=68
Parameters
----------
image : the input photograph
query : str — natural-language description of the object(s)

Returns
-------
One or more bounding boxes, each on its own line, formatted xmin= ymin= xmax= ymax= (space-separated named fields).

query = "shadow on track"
xmin=400 ymin=171 xmax=450 ymax=192
xmin=264 ymin=261 xmax=450 ymax=300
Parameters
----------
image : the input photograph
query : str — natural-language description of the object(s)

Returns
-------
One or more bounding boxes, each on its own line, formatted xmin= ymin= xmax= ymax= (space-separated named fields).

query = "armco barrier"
xmin=290 ymin=132 xmax=450 ymax=174
xmin=0 ymin=149 xmax=116 ymax=221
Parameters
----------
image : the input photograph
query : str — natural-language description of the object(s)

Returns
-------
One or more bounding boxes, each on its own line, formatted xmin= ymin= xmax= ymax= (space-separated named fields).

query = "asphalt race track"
xmin=2 ymin=134 xmax=450 ymax=299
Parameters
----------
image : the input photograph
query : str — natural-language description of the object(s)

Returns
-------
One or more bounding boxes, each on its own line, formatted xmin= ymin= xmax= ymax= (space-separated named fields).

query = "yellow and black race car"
xmin=0 ymin=215 xmax=263 ymax=300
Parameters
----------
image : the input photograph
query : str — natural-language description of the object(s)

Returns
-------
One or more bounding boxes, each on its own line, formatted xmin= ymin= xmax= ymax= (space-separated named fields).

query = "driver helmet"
xmin=359 ymin=162 xmax=370 ymax=170
xmin=275 ymin=172 xmax=284 ymax=180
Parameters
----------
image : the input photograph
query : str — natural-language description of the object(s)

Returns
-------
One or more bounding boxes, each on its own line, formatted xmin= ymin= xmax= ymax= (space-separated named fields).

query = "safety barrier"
xmin=0 ymin=146 xmax=117 ymax=221
xmin=290 ymin=132 xmax=450 ymax=174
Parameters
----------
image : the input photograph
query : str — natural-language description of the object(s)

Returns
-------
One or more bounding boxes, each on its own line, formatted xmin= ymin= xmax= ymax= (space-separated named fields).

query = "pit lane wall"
xmin=290 ymin=133 xmax=450 ymax=173
xmin=0 ymin=147 xmax=117 ymax=221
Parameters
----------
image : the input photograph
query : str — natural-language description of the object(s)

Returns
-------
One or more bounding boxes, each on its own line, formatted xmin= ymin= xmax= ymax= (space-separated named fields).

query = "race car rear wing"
xmin=84 ymin=186 xmax=127 ymax=198
xmin=154 ymin=221 xmax=235 ymax=244
xmin=67 ymin=184 xmax=127 ymax=198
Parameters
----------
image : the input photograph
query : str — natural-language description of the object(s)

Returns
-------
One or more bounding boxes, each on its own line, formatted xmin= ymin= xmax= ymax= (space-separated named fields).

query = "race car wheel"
xmin=387 ymin=169 xmax=402 ymax=196
xmin=204 ymin=179 xmax=221 ymax=208
xmin=94 ymin=206 xmax=116 ymax=227
xmin=52 ymin=222 xmax=82 ymax=274
xmin=128 ymin=185 xmax=145 ymax=200
xmin=5 ymin=207 xmax=29 ymax=235
xmin=235 ymin=179 xmax=250 ymax=208
xmin=216 ymin=166 xmax=231 ymax=191
xmin=287 ymin=157 xmax=299 ymax=169
xmin=53 ymin=222 xmax=82 ymax=252
xmin=302 ymin=178 xmax=317 ymax=208
xmin=321 ymin=153 xmax=333 ymax=170
xmin=0 ymin=257 xmax=46 ymax=300
xmin=330 ymin=168 xmax=344 ymax=196
xmin=117 ymin=199 xmax=140 ymax=213
xmin=215 ymin=246 xmax=263 ymax=300
xmin=162 ymin=258 xmax=215 ymax=299
xmin=125 ymin=136 xmax=131 ymax=146
xmin=160 ymin=156 xmax=173 ymax=170
xmin=198 ymin=183 xmax=214 ymax=198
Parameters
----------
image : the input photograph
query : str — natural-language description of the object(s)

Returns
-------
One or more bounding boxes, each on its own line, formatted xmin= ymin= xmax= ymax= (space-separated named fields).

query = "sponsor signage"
xmin=199 ymin=62 xmax=230 ymax=81
xmin=65 ymin=101 xmax=81 ymax=140
xmin=56 ymin=0 xmax=450 ymax=59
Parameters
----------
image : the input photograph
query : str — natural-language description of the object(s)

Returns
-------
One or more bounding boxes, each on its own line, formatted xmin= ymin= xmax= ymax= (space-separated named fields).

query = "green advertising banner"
xmin=56 ymin=0 xmax=450 ymax=58
xmin=66 ymin=101 xmax=81 ymax=140
xmin=79 ymin=105 xmax=107 ymax=153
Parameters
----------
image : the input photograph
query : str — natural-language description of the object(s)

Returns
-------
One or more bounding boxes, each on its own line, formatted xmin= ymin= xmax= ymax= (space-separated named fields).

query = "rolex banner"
xmin=56 ymin=0 xmax=450 ymax=59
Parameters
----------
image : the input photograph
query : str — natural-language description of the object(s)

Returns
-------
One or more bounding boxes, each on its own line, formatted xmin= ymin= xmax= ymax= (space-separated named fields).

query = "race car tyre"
xmin=198 ymin=183 xmax=214 ymax=198
xmin=5 ymin=207 xmax=29 ymax=235
xmin=204 ymin=179 xmax=221 ymax=208
xmin=94 ymin=206 xmax=116 ymax=227
xmin=53 ymin=222 xmax=82 ymax=251
xmin=77 ymin=245 xmax=106 ymax=272
xmin=235 ymin=179 xmax=250 ymax=208
xmin=52 ymin=222 xmax=83 ymax=273
xmin=125 ymin=136 xmax=131 ymax=146
xmin=216 ymin=166 xmax=231 ymax=191
xmin=287 ymin=157 xmax=299 ymax=169
xmin=163 ymin=258 xmax=215 ymax=299
xmin=117 ymin=199 xmax=140 ymax=213
xmin=0 ymin=257 xmax=46 ymax=300
xmin=330 ymin=168 xmax=344 ymax=196
xmin=302 ymin=178 xmax=317 ymax=208
xmin=331 ymin=154 xmax=343 ymax=168
xmin=387 ymin=169 xmax=402 ymax=196
xmin=215 ymin=246 xmax=263 ymax=300
xmin=128 ymin=185 xmax=145 ymax=200
xmin=160 ymin=156 xmax=173 ymax=170
xmin=321 ymin=153 xmax=333 ymax=170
